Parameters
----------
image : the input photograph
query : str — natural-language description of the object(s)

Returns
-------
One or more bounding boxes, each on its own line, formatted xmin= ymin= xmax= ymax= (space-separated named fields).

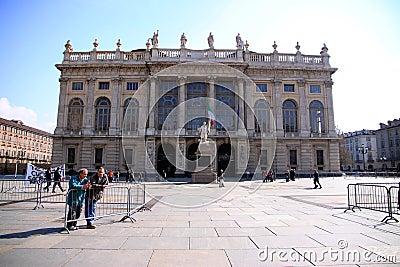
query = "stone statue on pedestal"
xmin=198 ymin=121 xmax=210 ymax=143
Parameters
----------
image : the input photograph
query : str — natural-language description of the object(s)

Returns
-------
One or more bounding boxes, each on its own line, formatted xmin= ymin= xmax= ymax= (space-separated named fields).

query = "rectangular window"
xmin=317 ymin=150 xmax=324 ymax=165
xmin=125 ymin=148 xmax=134 ymax=165
xmin=72 ymin=82 xmax=84 ymax=90
xmin=127 ymin=82 xmax=139 ymax=90
xmin=310 ymin=85 xmax=321 ymax=94
xmin=67 ymin=148 xmax=75 ymax=164
xmin=289 ymin=150 xmax=297 ymax=165
xmin=256 ymin=83 xmax=267 ymax=92
xmin=284 ymin=84 xmax=295 ymax=92
xmin=99 ymin=82 xmax=110 ymax=90
xmin=94 ymin=148 xmax=103 ymax=164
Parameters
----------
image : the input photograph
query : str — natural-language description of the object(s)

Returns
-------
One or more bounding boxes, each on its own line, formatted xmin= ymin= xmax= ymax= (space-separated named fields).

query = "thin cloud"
xmin=0 ymin=97 xmax=38 ymax=124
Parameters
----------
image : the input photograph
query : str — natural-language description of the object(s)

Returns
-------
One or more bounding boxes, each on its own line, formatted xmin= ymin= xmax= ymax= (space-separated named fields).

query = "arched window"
xmin=216 ymin=84 xmax=235 ymax=131
xmin=67 ymin=98 xmax=84 ymax=131
xmin=158 ymin=95 xmax=177 ymax=130
xmin=94 ymin=97 xmax=111 ymax=131
xmin=254 ymin=99 xmax=270 ymax=133
xmin=309 ymin=100 xmax=325 ymax=133
xmin=186 ymin=83 xmax=207 ymax=131
xmin=123 ymin=98 xmax=139 ymax=132
xmin=282 ymin=100 xmax=298 ymax=133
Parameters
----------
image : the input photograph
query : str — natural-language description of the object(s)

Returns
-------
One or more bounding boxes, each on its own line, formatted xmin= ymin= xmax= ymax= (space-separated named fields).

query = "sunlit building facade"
xmin=53 ymin=35 xmax=340 ymax=177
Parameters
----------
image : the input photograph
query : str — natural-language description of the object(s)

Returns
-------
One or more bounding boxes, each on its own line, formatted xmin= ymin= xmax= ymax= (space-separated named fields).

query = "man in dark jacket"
xmin=66 ymin=168 xmax=91 ymax=230
xmin=52 ymin=167 xmax=65 ymax=193
xmin=43 ymin=167 xmax=52 ymax=192
xmin=85 ymin=167 xmax=108 ymax=229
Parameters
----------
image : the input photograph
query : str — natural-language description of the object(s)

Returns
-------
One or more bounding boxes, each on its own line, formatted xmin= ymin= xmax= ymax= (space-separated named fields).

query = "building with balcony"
xmin=0 ymin=117 xmax=53 ymax=174
xmin=53 ymin=33 xmax=340 ymax=178
xmin=343 ymin=129 xmax=377 ymax=171
xmin=376 ymin=118 xmax=400 ymax=171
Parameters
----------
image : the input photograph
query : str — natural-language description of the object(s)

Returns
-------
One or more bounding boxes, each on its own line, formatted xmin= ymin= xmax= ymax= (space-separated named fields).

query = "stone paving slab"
xmin=148 ymin=250 xmax=230 ymax=267
xmin=121 ymin=237 xmax=189 ymax=249
xmin=0 ymin=176 xmax=399 ymax=266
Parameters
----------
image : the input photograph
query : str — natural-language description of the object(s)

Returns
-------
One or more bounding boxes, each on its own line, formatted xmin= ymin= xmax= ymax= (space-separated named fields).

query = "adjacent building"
xmin=342 ymin=130 xmax=377 ymax=171
xmin=53 ymin=33 xmax=340 ymax=178
xmin=376 ymin=119 xmax=400 ymax=171
xmin=0 ymin=117 xmax=53 ymax=174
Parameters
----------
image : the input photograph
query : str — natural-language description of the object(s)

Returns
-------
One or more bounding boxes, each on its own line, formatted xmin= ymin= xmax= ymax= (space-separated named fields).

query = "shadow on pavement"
xmin=0 ymin=227 xmax=64 ymax=239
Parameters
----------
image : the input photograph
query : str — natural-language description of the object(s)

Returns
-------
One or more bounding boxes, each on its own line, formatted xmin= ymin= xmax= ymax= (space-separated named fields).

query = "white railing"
xmin=123 ymin=52 xmax=146 ymax=61
xmin=214 ymin=50 xmax=237 ymax=59
xmin=69 ymin=52 xmax=91 ymax=61
xmin=97 ymin=51 xmax=116 ymax=60
xmin=250 ymin=53 xmax=271 ymax=62
xmin=158 ymin=49 xmax=180 ymax=58
xmin=63 ymin=48 xmax=327 ymax=67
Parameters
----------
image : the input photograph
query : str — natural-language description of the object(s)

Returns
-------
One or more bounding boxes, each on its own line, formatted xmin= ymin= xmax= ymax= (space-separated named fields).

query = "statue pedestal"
xmin=191 ymin=141 xmax=217 ymax=184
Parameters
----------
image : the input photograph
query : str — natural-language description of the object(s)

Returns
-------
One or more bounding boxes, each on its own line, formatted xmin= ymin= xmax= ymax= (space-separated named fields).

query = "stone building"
xmin=0 ymin=117 xmax=53 ymax=174
xmin=342 ymin=130 xmax=377 ymax=171
xmin=53 ymin=33 xmax=340 ymax=178
xmin=375 ymin=119 xmax=400 ymax=171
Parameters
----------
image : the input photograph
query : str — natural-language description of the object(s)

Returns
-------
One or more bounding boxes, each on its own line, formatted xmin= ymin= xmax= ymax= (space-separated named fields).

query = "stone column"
xmin=54 ymin=77 xmax=68 ymax=135
xmin=178 ymin=76 xmax=186 ymax=135
xmin=109 ymin=77 xmax=122 ymax=135
xmin=175 ymin=140 xmax=186 ymax=175
xmin=83 ymin=77 xmax=96 ymax=135
xmin=298 ymin=80 xmax=308 ymax=137
xmin=272 ymin=80 xmax=284 ymax=137
xmin=138 ymin=82 xmax=149 ymax=136
xmin=237 ymin=78 xmax=246 ymax=132
xmin=208 ymin=76 xmax=216 ymax=135
xmin=147 ymin=76 xmax=157 ymax=135
xmin=244 ymin=80 xmax=254 ymax=133
xmin=145 ymin=138 xmax=156 ymax=175
xmin=324 ymin=80 xmax=336 ymax=137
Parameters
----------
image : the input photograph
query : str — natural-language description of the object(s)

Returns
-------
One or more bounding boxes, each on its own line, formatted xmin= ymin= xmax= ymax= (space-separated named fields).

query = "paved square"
xmin=0 ymin=176 xmax=399 ymax=266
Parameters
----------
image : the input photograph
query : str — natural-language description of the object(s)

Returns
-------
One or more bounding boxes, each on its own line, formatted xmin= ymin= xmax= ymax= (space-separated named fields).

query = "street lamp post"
xmin=379 ymin=155 xmax=387 ymax=171
xmin=358 ymin=143 xmax=368 ymax=171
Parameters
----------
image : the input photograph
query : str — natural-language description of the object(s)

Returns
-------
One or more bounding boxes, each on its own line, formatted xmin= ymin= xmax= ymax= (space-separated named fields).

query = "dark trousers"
xmin=52 ymin=181 xmax=64 ymax=192
xmin=67 ymin=205 xmax=82 ymax=228
xmin=314 ymin=178 xmax=322 ymax=188
xmin=43 ymin=181 xmax=51 ymax=191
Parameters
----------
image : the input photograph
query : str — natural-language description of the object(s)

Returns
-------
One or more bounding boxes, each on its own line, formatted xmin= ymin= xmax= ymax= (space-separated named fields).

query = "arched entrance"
xmin=157 ymin=143 xmax=176 ymax=177
xmin=186 ymin=142 xmax=199 ymax=173
xmin=217 ymin=143 xmax=234 ymax=176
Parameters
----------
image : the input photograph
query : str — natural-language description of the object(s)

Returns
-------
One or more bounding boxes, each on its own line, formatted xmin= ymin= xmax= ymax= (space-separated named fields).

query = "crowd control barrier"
xmin=64 ymin=184 xmax=146 ymax=233
xmin=345 ymin=182 xmax=400 ymax=223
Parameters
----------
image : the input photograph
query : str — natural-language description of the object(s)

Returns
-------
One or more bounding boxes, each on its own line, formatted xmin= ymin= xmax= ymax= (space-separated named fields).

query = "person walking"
xmin=43 ymin=167 xmax=52 ymax=192
xmin=66 ymin=168 xmax=91 ymax=230
xmin=313 ymin=169 xmax=322 ymax=189
xmin=290 ymin=169 xmax=296 ymax=181
xmin=85 ymin=167 xmax=108 ymax=229
xmin=219 ymin=169 xmax=225 ymax=188
xmin=52 ymin=167 xmax=65 ymax=193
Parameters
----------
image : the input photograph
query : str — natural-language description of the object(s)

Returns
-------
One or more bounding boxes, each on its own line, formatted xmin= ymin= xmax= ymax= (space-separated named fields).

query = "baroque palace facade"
xmin=53 ymin=33 xmax=340 ymax=178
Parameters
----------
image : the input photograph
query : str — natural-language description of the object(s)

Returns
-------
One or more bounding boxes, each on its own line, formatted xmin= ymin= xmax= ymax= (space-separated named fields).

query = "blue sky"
xmin=0 ymin=0 xmax=399 ymax=133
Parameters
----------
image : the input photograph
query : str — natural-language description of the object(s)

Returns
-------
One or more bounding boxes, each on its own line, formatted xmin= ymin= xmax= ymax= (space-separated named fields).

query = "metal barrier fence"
xmin=1 ymin=179 xmax=148 ymax=230
xmin=0 ymin=179 xmax=69 ymax=209
xmin=64 ymin=184 xmax=146 ymax=233
xmin=345 ymin=182 xmax=400 ymax=223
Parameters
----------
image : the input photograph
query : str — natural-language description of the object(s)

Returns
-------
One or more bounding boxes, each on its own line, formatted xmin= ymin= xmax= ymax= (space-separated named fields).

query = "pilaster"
xmin=55 ymin=77 xmax=68 ymax=135
xmin=298 ymin=79 xmax=308 ymax=137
